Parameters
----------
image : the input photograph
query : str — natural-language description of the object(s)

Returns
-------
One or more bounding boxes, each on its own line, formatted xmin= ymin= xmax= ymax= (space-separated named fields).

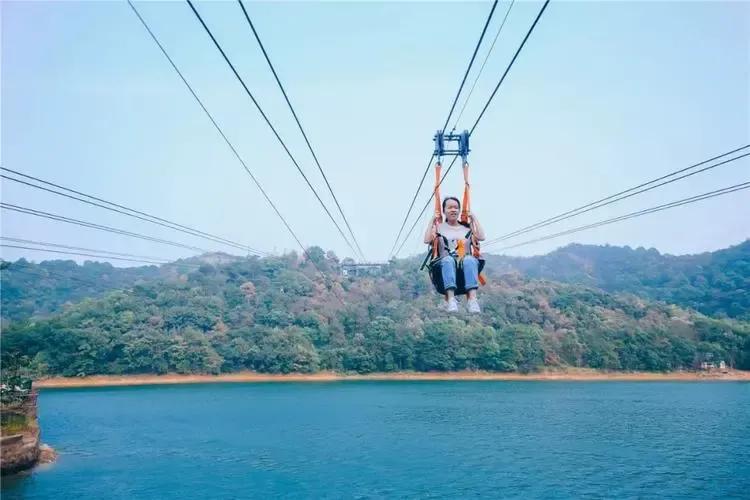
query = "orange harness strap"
xmin=460 ymin=162 xmax=470 ymax=225
xmin=432 ymin=161 xmax=442 ymax=260
xmin=459 ymin=162 xmax=487 ymax=286
xmin=456 ymin=239 xmax=466 ymax=264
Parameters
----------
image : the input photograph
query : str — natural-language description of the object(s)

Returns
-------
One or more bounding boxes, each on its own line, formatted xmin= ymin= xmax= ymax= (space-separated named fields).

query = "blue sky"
xmin=1 ymin=0 xmax=748 ymax=265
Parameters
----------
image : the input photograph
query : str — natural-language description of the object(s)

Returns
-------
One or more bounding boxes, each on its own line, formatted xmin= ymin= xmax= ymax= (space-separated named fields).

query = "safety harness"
xmin=421 ymin=159 xmax=487 ymax=287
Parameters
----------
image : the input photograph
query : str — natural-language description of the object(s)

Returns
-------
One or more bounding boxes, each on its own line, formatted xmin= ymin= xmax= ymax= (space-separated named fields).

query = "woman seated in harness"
xmin=424 ymin=196 xmax=486 ymax=313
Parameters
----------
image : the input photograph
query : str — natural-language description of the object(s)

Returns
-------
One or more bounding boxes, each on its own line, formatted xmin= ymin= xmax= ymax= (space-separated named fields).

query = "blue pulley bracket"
xmin=433 ymin=130 xmax=470 ymax=162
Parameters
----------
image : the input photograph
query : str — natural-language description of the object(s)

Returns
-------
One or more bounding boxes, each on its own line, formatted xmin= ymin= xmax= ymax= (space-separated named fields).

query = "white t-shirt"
xmin=438 ymin=222 xmax=471 ymax=252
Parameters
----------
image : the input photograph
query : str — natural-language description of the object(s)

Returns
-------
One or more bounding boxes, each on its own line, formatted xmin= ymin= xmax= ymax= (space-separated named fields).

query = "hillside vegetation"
xmin=2 ymin=246 xmax=748 ymax=376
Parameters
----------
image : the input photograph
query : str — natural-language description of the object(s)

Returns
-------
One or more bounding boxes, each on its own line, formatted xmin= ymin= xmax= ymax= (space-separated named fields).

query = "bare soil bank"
xmin=34 ymin=369 xmax=750 ymax=388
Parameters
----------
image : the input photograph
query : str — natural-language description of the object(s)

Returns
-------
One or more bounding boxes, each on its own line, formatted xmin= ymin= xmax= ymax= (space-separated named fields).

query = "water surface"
xmin=3 ymin=381 xmax=749 ymax=498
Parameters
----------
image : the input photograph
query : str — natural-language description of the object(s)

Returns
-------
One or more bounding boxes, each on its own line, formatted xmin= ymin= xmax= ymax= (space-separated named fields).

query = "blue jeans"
xmin=439 ymin=255 xmax=479 ymax=292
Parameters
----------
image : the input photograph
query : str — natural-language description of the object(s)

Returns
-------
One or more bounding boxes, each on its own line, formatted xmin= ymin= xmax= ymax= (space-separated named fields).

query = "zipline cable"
xmin=0 ymin=237 xmax=181 ymax=263
xmin=237 ymin=0 xmax=366 ymax=262
xmin=1 ymin=169 xmax=267 ymax=256
xmin=0 ymin=244 xmax=185 ymax=266
xmin=127 ymin=1 xmax=337 ymax=288
xmin=452 ymin=0 xmax=516 ymax=132
xmin=389 ymin=0 xmax=501 ymax=259
xmin=486 ymin=181 xmax=750 ymax=251
xmin=470 ymin=0 xmax=550 ymax=133
xmin=392 ymin=0 xmax=550 ymax=258
xmin=185 ymin=0 xmax=358 ymax=259
xmin=1 ymin=203 xmax=208 ymax=253
xmin=442 ymin=0 xmax=500 ymax=132
xmin=486 ymin=147 xmax=750 ymax=244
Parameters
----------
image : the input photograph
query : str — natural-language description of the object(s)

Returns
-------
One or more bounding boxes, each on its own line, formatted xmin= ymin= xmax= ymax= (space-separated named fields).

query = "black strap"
xmin=419 ymin=247 xmax=432 ymax=271
xmin=423 ymin=227 xmax=475 ymax=271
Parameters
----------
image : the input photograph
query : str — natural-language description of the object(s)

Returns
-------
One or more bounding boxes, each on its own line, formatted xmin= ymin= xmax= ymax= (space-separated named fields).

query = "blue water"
xmin=2 ymin=381 xmax=749 ymax=499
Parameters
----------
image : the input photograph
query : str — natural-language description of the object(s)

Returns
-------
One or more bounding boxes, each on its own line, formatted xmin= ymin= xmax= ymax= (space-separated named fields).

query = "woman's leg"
xmin=462 ymin=256 xmax=479 ymax=293
xmin=440 ymin=256 xmax=458 ymax=291
xmin=462 ymin=256 xmax=481 ymax=312
xmin=440 ymin=257 xmax=457 ymax=304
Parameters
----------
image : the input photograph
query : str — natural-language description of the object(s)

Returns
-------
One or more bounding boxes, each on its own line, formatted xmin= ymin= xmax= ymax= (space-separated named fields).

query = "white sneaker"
xmin=467 ymin=298 xmax=481 ymax=313
xmin=445 ymin=298 xmax=459 ymax=313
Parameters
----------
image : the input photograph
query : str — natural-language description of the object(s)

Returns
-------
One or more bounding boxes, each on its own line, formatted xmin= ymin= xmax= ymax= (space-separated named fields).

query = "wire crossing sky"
xmin=2 ymin=1 xmax=748 ymax=266
xmin=236 ymin=0 xmax=367 ymax=262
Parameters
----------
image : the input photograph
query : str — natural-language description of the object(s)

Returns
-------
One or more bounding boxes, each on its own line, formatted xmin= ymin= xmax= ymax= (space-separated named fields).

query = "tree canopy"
xmin=2 ymin=245 xmax=748 ymax=377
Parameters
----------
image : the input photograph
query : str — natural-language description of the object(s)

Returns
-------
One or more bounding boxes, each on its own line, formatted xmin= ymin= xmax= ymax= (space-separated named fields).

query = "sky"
xmin=1 ymin=0 xmax=748 ymax=266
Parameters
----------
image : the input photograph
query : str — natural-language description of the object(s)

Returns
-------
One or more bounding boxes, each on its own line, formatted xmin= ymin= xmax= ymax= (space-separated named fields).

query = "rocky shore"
xmin=1 ymin=391 xmax=56 ymax=476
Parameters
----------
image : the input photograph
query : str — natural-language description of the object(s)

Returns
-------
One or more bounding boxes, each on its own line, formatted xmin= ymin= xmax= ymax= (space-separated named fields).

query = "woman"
xmin=423 ymin=196 xmax=486 ymax=313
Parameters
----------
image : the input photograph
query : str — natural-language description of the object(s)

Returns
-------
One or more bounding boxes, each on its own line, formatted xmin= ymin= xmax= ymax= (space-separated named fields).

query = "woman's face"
xmin=444 ymin=199 xmax=460 ymax=223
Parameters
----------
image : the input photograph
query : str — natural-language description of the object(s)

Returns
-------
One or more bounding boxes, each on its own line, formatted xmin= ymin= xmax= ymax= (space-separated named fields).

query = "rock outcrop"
xmin=1 ymin=390 xmax=53 ymax=475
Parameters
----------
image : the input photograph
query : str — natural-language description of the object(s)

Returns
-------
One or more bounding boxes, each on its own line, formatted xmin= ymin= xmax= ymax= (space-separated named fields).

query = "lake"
xmin=3 ymin=381 xmax=749 ymax=498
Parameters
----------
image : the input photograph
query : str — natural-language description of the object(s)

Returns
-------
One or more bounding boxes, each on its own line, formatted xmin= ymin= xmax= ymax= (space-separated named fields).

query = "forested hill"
xmin=2 ymin=248 xmax=749 ymax=377
xmin=0 ymin=254 xmax=240 ymax=323
xmin=2 ymin=241 xmax=749 ymax=324
xmin=484 ymin=240 xmax=750 ymax=320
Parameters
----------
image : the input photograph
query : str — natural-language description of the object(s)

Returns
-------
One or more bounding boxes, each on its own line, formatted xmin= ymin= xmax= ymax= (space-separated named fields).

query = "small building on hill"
xmin=341 ymin=262 xmax=386 ymax=277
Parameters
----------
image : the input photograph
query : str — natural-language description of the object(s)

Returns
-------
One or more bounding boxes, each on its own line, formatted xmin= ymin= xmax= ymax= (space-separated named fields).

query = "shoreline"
xmin=33 ymin=369 xmax=750 ymax=388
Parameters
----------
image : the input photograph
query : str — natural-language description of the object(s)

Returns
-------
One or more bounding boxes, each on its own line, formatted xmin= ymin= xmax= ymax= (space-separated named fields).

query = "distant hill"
xmin=0 ymin=259 xmax=160 ymax=322
xmin=485 ymin=240 xmax=750 ymax=320
xmin=0 ymin=253 xmax=242 ymax=323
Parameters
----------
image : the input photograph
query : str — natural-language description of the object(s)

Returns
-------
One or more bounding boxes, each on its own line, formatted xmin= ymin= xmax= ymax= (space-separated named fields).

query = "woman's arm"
xmin=423 ymin=217 xmax=439 ymax=244
xmin=469 ymin=213 xmax=486 ymax=241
